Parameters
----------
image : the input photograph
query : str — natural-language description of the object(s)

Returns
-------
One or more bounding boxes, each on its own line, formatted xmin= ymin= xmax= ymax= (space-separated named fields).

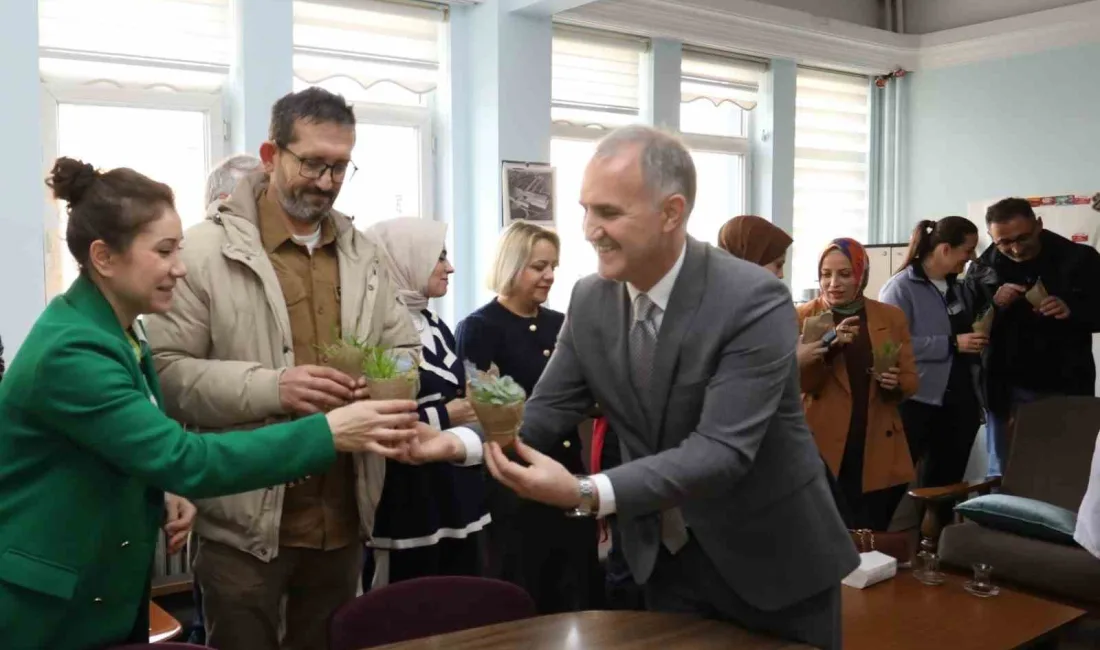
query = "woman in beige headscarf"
xmin=365 ymin=218 xmax=490 ymax=587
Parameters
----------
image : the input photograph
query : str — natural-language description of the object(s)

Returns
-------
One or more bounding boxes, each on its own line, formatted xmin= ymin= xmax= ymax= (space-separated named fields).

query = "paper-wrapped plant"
xmin=1025 ymin=278 xmax=1049 ymax=308
xmin=317 ymin=335 xmax=371 ymax=380
xmin=972 ymin=306 xmax=994 ymax=336
xmin=362 ymin=346 xmax=420 ymax=400
xmin=873 ymin=340 xmax=902 ymax=376
xmin=802 ymin=310 xmax=834 ymax=343
xmin=464 ymin=360 xmax=526 ymax=447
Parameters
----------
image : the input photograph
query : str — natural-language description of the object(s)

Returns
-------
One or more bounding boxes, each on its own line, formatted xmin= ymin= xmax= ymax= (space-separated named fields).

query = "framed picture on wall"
xmin=501 ymin=160 xmax=556 ymax=227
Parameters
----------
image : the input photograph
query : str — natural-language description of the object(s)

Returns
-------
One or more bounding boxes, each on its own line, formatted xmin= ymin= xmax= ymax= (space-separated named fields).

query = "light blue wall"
xmin=904 ymin=42 xmax=1100 ymax=227
xmin=229 ymin=0 xmax=293 ymax=154
xmin=0 ymin=0 xmax=43 ymax=356
xmin=448 ymin=2 xmax=552 ymax=318
xmin=752 ymin=59 xmax=797 ymax=281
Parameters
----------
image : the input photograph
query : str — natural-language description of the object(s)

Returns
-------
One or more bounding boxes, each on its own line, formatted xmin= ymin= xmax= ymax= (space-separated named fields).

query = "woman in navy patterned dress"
xmin=366 ymin=218 xmax=489 ymax=586
xmin=456 ymin=222 xmax=601 ymax=613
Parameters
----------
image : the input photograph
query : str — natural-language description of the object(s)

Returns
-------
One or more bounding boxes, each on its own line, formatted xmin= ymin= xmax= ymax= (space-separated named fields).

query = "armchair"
xmin=909 ymin=396 xmax=1100 ymax=607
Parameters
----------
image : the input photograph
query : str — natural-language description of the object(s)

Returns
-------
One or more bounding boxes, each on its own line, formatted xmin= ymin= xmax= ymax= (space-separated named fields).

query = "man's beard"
xmin=275 ymin=179 xmax=337 ymax=224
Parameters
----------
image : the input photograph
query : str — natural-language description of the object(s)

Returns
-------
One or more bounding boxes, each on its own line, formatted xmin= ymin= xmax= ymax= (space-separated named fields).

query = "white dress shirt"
xmin=1074 ymin=431 xmax=1100 ymax=559
xmin=449 ymin=243 xmax=689 ymax=517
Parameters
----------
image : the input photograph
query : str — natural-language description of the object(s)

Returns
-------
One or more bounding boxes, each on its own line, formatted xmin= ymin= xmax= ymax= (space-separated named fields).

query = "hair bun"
xmin=47 ymin=157 xmax=98 ymax=205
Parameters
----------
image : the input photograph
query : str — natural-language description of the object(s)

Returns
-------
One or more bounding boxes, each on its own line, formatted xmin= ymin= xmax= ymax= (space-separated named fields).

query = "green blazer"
xmin=0 ymin=276 xmax=337 ymax=650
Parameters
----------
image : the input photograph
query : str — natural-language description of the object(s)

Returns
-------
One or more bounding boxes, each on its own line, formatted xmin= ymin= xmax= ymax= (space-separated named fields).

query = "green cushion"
xmin=955 ymin=494 xmax=1078 ymax=545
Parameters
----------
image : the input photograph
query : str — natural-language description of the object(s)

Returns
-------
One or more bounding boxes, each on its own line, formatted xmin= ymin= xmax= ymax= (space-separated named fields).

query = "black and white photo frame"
xmin=501 ymin=160 xmax=556 ymax=227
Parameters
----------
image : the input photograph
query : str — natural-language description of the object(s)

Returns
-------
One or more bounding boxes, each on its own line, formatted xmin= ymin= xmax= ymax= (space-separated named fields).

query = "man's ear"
xmin=259 ymin=141 xmax=279 ymax=174
xmin=1035 ymin=216 xmax=1044 ymax=232
xmin=662 ymin=194 xmax=688 ymax=232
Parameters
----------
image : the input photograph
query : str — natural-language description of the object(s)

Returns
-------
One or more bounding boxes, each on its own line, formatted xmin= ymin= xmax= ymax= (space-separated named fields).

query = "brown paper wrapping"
xmin=972 ymin=308 xmax=994 ymax=336
xmin=324 ymin=347 xmax=366 ymax=380
xmin=873 ymin=347 xmax=901 ymax=376
xmin=1025 ymin=279 xmax=1049 ymax=308
xmin=471 ymin=400 xmax=525 ymax=448
xmin=366 ymin=375 xmax=419 ymax=401
xmin=802 ymin=310 xmax=834 ymax=343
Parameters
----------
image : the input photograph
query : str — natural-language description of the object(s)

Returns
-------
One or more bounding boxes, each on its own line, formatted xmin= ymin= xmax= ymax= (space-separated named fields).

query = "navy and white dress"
xmin=369 ymin=309 xmax=490 ymax=586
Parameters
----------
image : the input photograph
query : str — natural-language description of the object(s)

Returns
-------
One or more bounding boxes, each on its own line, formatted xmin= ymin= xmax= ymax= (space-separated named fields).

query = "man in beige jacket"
xmin=145 ymin=87 xmax=421 ymax=650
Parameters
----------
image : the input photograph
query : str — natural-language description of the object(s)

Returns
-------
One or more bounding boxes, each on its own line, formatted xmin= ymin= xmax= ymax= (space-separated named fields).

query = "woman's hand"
xmin=956 ymin=333 xmax=989 ymax=354
xmin=164 ymin=494 xmax=196 ymax=555
xmin=877 ymin=367 xmax=900 ymax=391
xmin=325 ymin=399 xmax=420 ymax=456
xmin=832 ymin=316 xmax=861 ymax=347
xmin=445 ymin=398 xmax=478 ymax=427
xmin=797 ymin=337 xmax=828 ymax=366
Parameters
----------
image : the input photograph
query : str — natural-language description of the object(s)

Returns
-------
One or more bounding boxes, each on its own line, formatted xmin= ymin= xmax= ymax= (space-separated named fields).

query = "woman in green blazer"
xmin=0 ymin=158 xmax=423 ymax=650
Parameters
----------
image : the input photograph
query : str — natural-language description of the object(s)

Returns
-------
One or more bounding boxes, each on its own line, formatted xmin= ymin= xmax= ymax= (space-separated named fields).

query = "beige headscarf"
xmin=368 ymin=217 xmax=448 ymax=314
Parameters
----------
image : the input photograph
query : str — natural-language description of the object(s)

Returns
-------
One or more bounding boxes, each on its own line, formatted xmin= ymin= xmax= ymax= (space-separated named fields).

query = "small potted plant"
xmin=972 ymin=306 xmax=994 ymax=336
xmin=1025 ymin=278 xmax=1049 ymax=308
xmin=317 ymin=335 xmax=370 ymax=380
xmin=802 ymin=309 xmax=834 ymax=343
xmin=464 ymin=361 xmax=526 ymax=448
xmin=362 ymin=347 xmax=420 ymax=400
xmin=873 ymin=340 xmax=902 ymax=377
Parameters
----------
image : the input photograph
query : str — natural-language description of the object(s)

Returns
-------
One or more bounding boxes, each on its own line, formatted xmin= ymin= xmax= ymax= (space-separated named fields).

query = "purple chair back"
xmin=329 ymin=576 xmax=536 ymax=650
xmin=108 ymin=644 xmax=207 ymax=649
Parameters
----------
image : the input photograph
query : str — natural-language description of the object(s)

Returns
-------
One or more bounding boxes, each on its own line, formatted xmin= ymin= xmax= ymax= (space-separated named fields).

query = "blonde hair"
xmin=487 ymin=221 xmax=561 ymax=296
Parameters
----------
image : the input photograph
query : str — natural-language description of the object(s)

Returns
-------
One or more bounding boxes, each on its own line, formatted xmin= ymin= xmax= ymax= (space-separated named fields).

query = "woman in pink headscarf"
xmin=796 ymin=238 xmax=919 ymax=530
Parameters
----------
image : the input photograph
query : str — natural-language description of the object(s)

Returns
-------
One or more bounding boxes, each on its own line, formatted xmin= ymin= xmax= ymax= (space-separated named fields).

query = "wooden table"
xmin=373 ymin=611 xmax=814 ymax=649
xmin=843 ymin=570 xmax=1085 ymax=650
xmin=149 ymin=600 xmax=182 ymax=643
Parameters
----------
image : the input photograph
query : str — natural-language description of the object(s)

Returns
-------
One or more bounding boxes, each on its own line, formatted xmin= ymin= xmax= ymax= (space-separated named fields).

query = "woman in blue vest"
xmin=879 ymin=217 xmax=984 ymax=504
xmin=0 ymin=157 xmax=419 ymax=650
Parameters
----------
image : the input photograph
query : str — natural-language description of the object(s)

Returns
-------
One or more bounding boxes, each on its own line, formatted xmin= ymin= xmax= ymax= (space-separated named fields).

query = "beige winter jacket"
xmin=144 ymin=171 xmax=419 ymax=562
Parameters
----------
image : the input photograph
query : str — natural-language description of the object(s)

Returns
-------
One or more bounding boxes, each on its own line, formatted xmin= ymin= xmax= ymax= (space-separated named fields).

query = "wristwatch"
xmin=568 ymin=476 xmax=599 ymax=518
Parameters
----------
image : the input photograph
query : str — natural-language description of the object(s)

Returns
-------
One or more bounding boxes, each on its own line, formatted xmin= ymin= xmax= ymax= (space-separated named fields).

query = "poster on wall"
xmin=501 ymin=161 xmax=556 ymax=228
xmin=967 ymin=193 xmax=1100 ymax=396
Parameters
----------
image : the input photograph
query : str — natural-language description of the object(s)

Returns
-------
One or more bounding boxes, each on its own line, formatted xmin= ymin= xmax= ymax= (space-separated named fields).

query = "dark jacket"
xmin=962 ymin=229 xmax=1100 ymax=413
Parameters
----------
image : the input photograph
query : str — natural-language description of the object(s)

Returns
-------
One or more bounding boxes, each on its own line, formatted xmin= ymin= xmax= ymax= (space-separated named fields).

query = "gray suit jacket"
xmin=520 ymin=237 xmax=858 ymax=612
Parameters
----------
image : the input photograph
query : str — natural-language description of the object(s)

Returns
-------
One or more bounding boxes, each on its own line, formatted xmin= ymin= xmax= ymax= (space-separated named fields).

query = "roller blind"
xmin=680 ymin=49 xmax=764 ymax=111
xmin=293 ymin=0 xmax=444 ymax=96
xmin=552 ymin=28 xmax=646 ymax=115
xmin=792 ymin=67 xmax=872 ymax=292
xmin=39 ymin=0 xmax=231 ymax=65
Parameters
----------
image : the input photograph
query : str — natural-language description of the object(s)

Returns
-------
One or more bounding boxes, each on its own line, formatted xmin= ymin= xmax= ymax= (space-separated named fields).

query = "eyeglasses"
xmin=991 ymin=222 xmax=1039 ymax=252
xmin=280 ymin=146 xmax=357 ymax=182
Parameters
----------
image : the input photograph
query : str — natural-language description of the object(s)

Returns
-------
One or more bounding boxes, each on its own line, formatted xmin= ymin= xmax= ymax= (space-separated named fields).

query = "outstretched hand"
xmin=484 ymin=439 xmax=582 ymax=509
xmin=393 ymin=422 xmax=466 ymax=465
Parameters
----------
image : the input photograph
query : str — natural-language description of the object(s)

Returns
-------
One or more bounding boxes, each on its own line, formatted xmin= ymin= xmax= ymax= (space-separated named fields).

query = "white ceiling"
xmin=663 ymin=0 xmax=1095 ymax=34
xmin=902 ymin=0 xmax=1092 ymax=34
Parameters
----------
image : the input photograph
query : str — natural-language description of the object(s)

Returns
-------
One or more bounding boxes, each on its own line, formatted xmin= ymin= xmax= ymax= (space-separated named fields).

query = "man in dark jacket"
xmin=964 ymin=198 xmax=1100 ymax=476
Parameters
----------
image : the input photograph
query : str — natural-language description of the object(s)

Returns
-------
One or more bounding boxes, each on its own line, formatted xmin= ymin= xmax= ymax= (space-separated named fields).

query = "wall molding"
xmin=560 ymin=0 xmax=1100 ymax=73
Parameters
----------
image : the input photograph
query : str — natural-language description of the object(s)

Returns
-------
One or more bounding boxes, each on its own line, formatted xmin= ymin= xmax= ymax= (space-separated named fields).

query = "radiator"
xmin=151 ymin=529 xmax=194 ymax=594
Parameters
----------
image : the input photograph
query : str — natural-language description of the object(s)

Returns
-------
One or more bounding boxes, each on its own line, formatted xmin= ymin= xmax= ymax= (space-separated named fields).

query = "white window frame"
xmin=346 ymin=101 xmax=435 ymax=223
xmin=40 ymin=83 xmax=225 ymax=298
xmin=681 ymin=130 xmax=751 ymax=216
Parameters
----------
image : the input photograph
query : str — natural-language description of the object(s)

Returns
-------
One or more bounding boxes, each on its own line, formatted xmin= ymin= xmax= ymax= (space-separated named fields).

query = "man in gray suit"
xmin=473 ymin=126 xmax=857 ymax=649
xmin=404 ymin=125 xmax=857 ymax=647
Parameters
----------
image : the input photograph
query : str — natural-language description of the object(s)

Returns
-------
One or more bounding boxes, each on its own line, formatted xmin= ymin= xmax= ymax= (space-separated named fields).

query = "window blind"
xmin=293 ymin=0 xmax=443 ymax=96
xmin=680 ymin=49 xmax=764 ymax=111
xmin=552 ymin=28 xmax=646 ymax=116
xmin=792 ymin=67 xmax=871 ymax=291
xmin=39 ymin=0 xmax=231 ymax=65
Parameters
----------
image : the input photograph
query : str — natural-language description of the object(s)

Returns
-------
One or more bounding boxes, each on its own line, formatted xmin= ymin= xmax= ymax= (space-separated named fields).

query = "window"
xmin=39 ymin=0 xmax=229 ymax=296
xmin=792 ymin=67 xmax=871 ymax=294
xmin=52 ymin=102 xmax=213 ymax=291
xmin=550 ymin=28 xmax=646 ymax=310
xmin=679 ymin=49 xmax=760 ymax=245
xmin=293 ymin=0 xmax=442 ymax=227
